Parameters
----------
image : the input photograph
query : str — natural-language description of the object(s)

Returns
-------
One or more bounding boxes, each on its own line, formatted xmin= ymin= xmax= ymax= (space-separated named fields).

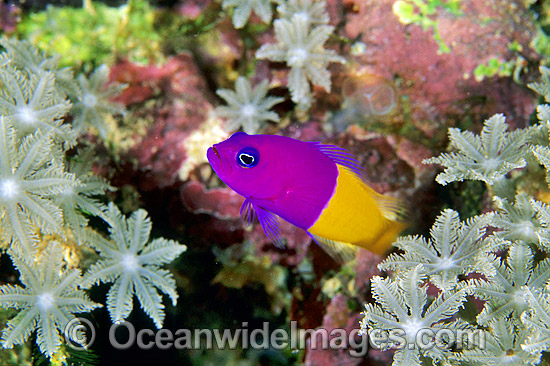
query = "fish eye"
xmin=236 ymin=147 xmax=259 ymax=168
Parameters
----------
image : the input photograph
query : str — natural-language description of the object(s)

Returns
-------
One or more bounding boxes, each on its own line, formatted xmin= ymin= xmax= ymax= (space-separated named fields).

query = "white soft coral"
xmin=222 ymin=0 xmax=275 ymax=28
xmin=0 ymin=242 xmax=101 ymax=358
xmin=215 ymin=76 xmax=283 ymax=133
xmin=0 ymin=118 xmax=77 ymax=256
xmin=81 ymin=203 xmax=186 ymax=329
xmin=256 ymin=14 xmax=345 ymax=108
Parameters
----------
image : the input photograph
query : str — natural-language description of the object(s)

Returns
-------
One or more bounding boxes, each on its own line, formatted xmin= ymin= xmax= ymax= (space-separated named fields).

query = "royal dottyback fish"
xmin=206 ymin=132 xmax=406 ymax=260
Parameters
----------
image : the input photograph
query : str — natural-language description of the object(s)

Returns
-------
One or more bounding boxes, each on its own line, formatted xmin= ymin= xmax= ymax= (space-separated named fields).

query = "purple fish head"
xmin=207 ymin=132 xmax=287 ymax=199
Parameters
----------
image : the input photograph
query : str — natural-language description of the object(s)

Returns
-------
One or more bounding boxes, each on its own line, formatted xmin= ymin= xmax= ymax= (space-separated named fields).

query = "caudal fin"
xmin=369 ymin=190 xmax=408 ymax=254
xmin=368 ymin=219 xmax=407 ymax=255
xmin=371 ymin=190 xmax=408 ymax=222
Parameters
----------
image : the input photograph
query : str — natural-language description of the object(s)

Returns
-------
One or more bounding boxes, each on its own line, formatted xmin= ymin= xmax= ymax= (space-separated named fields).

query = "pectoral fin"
xmin=240 ymin=199 xmax=285 ymax=248
xmin=240 ymin=199 xmax=255 ymax=228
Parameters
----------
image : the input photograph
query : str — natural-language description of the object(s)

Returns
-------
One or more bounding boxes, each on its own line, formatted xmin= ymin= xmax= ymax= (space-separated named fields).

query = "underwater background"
xmin=1 ymin=0 xmax=550 ymax=365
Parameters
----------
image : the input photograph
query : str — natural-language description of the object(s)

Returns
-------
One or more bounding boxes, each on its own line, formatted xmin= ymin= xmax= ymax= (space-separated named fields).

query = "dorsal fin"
xmin=309 ymin=141 xmax=367 ymax=180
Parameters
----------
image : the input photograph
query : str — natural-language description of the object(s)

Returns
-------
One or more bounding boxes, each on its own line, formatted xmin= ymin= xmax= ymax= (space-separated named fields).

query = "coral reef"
xmin=15 ymin=0 xmax=162 ymax=66
xmin=342 ymin=0 xmax=537 ymax=132
xmin=0 ymin=3 xmax=19 ymax=34
xmin=256 ymin=14 xmax=345 ymax=108
xmin=0 ymin=242 xmax=101 ymax=358
xmin=360 ymin=66 xmax=550 ymax=366
xmin=215 ymin=76 xmax=284 ymax=133
xmin=81 ymin=203 xmax=186 ymax=329
xmin=1 ymin=0 xmax=549 ymax=365
xmin=71 ymin=65 xmax=127 ymax=139
xmin=0 ymin=36 xmax=186 ymax=362
xmin=221 ymin=0 xmax=275 ymax=29
xmin=110 ymin=53 xmax=215 ymax=190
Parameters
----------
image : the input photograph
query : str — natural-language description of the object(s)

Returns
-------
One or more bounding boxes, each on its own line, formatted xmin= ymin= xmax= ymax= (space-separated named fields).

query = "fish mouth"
xmin=207 ymin=146 xmax=222 ymax=174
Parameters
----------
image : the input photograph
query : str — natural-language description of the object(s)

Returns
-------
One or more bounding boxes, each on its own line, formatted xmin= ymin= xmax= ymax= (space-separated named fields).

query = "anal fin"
xmin=309 ymin=233 xmax=357 ymax=263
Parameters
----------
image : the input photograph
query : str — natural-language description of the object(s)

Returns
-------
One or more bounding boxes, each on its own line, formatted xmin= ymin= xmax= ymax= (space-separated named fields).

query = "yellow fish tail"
xmin=365 ymin=187 xmax=408 ymax=254
xmin=362 ymin=218 xmax=407 ymax=255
